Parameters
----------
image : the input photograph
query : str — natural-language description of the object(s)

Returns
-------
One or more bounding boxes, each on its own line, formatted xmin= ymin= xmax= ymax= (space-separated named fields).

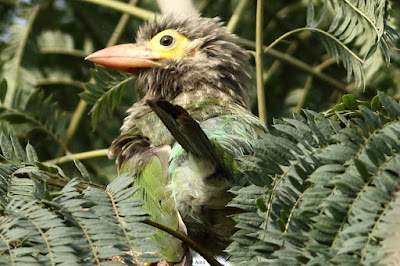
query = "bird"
xmin=85 ymin=13 xmax=267 ymax=265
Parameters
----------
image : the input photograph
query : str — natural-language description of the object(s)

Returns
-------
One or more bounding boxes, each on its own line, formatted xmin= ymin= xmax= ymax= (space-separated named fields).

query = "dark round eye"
xmin=160 ymin=35 xmax=174 ymax=46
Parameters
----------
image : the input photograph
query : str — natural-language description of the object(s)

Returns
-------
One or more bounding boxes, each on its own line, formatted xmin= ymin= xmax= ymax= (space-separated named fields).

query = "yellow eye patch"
xmin=149 ymin=29 xmax=192 ymax=59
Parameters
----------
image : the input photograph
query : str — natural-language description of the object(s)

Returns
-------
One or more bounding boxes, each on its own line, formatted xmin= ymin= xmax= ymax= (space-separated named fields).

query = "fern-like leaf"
xmin=0 ymin=5 xmax=40 ymax=108
xmin=0 ymin=91 xmax=69 ymax=152
xmin=80 ymin=65 xmax=134 ymax=129
xmin=227 ymin=92 xmax=400 ymax=265
xmin=0 ymin=164 xmax=162 ymax=265
xmin=307 ymin=0 xmax=398 ymax=86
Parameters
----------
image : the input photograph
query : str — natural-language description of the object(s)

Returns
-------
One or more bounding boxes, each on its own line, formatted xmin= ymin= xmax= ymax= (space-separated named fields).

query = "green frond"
xmin=306 ymin=0 xmax=397 ymax=86
xmin=0 ymin=91 xmax=69 ymax=152
xmin=2 ymin=92 xmax=400 ymax=265
xmin=1 ymin=198 xmax=80 ymax=265
xmin=0 ymin=142 xmax=163 ymax=265
xmin=307 ymin=28 xmax=365 ymax=87
xmin=0 ymin=5 xmax=40 ymax=109
xmin=80 ymin=65 xmax=135 ymax=129
xmin=227 ymin=92 xmax=400 ymax=264
xmin=309 ymin=0 xmax=388 ymax=55
xmin=0 ymin=2 xmax=399 ymax=265
xmin=37 ymin=30 xmax=90 ymax=58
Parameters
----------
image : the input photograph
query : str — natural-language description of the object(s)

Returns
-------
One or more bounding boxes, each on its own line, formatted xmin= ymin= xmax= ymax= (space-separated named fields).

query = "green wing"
xmin=110 ymin=133 xmax=188 ymax=263
xmin=146 ymin=99 xmax=267 ymax=255
xmin=147 ymin=100 xmax=235 ymax=176
xmin=148 ymin=99 xmax=266 ymax=181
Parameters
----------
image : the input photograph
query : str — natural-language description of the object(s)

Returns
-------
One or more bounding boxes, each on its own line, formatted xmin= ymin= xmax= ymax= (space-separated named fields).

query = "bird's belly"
xmin=170 ymin=155 xmax=231 ymax=211
xmin=170 ymin=156 xmax=235 ymax=254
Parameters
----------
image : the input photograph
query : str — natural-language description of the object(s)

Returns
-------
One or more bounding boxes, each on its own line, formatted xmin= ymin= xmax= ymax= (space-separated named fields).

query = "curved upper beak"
xmin=85 ymin=43 xmax=162 ymax=72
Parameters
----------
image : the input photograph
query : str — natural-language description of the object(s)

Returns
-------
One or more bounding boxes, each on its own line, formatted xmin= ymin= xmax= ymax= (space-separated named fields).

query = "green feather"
xmin=119 ymin=145 xmax=185 ymax=262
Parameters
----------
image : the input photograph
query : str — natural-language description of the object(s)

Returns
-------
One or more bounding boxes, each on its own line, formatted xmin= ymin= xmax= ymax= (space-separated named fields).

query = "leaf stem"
xmin=44 ymin=149 xmax=108 ymax=165
xmin=226 ymin=0 xmax=249 ymax=33
xmin=64 ymin=100 xmax=88 ymax=149
xmin=64 ymin=0 xmax=137 ymax=148
xmin=295 ymin=58 xmax=336 ymax=113
xmin=107 ymin=0 xmax=138 ymax=46
xmin=78 ymin=0 xmax=158 ymax=20
xmin=39 ymin=48 xmax=88 ymax=58
xmin=36 ymin=79 xmax=85 ymax=89
xmin=25 ymin=172 xmax=105 ymax=191
xmin=256 ymin=0 xmax=267 ymax=125
xmin=264 ymin=27 xmax=364 ymax=64
xmin=238 ymin=38 xmax=351 ymax=93
xmin=343 ymin=0 xmax=381 ymax=41
xmin=5 ymin=5 xmax=40 ymax=108
xmin=142 ymin=219 xmax=223 ymax=266
xmin=0 ymin=106 xmax=70 ymax=153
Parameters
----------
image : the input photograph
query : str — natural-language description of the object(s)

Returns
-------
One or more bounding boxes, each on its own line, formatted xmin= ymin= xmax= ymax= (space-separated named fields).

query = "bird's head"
xmin=86 ymin=14 xmax=252 ymax=106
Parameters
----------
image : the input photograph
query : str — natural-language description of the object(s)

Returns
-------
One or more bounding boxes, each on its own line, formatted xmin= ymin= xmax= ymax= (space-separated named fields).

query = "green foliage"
xmin=303 ymin=0 xmax=399 ymax=88
xmin=226 ymin=91 xmax=400 ymax=265
xmin=309 ymin=28 xmax=365 ymax=86
xmin=80 ymin=66 xmax=135 ymax=129
xmin=1 ymin=91 xmax=400 ymax=265
xmin=0 ymin=139 xmax=161 ymax=265
xmin=0 ymin=0 xmax=399 ymax=265
xmin=0 ymin=89 xmax=68 ymax=152
xmin=0 ymin=5 xmax=40 ymax=109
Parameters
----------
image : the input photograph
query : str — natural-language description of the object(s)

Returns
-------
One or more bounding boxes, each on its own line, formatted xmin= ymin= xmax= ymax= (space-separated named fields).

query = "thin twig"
xmin=256 ymin=0 xmax=267 ymax=125
xmin=44 ymin=149 xmax=108 ymax=165
xmin=79 ymin=0 xmax=158 ymax=20
xmin=226 ymin=0 xmax=249 ymax=33
xmin=142 ymin=219 xmax=223 ymax=266
xmin=36 ymin=79 xmax=85 ymax=89
xmin=238 ymin=38 xmax=351 ymax=93
xmin=197 ymin=0 xmax=210 ymax=12
xmin=263 ymin=40 xmax=299 ymax=84
xmin=295 ymin=58 xmax=336 ymax=113
xmin=5 ymin=5 xmax=40 ymax=108
xmin=107 ymin=0 xmax=138 ymax=46
xmin=39 ymin=48 xmax=88 ymax=58
xmin=64 ymin=100 xmax=88 ymax=148
xmin=64 ymin=0 xmax=139 ymax=149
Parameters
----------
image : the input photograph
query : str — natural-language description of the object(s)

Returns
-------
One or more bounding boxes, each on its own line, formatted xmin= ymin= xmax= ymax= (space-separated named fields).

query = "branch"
xmin=256 ymin=0 xmax=267 ymax=125
xmin=78 ymin=0 xmax=158 ymax=20
xmin=107 ymin=0 xmax=138 ymax=47
xmin=39 ymin=48 xmax=88 ymax=58
xmin=65 ymin=0 xmax=139 ymax=149
xmin=142 ymin=219 xmax=223 ymax=266
xmin=5 ymin=5 xmax=40 ymax=108
xmin=36 ymin=79 xmax=85 ymax=89
xmin=44 ymin=149 xmax=108 ymax=165
xmin=295 ymin=57 xmax=336 ymax=113
xmin=238 ymin=38 xmax=351 ymax=93
xmin=226 ymin=0 xmax=250 ymax=33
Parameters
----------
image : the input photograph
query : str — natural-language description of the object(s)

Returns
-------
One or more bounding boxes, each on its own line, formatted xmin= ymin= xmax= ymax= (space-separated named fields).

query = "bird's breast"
xmin=169 ymin=154 xmax=231 ymax=210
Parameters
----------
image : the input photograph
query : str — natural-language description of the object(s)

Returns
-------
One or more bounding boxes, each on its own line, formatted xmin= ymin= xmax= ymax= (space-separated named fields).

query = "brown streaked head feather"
xmin=135 ymin=13 xmax=253 ymax=106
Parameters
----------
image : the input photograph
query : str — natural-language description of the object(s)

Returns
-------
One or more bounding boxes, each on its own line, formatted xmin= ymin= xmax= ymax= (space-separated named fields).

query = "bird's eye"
xmin=160 ymin=35 xmax=175 ymax=46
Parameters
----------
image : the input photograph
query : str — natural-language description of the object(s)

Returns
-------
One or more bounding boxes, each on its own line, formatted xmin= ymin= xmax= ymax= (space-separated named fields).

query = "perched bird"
xmin=86 ymin=13 xmax=267 ymax=265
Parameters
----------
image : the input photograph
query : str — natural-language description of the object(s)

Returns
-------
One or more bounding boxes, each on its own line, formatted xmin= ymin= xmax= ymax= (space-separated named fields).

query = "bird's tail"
xmin=146 ymin=100 xmax=235 ymax=177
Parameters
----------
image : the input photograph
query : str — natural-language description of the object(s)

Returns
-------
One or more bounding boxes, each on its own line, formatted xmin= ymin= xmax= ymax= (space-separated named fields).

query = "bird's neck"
xmin=137 ymin=64 xmax=251 ymax=108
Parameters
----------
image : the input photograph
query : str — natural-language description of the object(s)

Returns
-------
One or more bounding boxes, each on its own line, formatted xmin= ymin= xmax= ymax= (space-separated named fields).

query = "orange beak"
xmin=85 ymin=44 xmax=162 ymax=72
